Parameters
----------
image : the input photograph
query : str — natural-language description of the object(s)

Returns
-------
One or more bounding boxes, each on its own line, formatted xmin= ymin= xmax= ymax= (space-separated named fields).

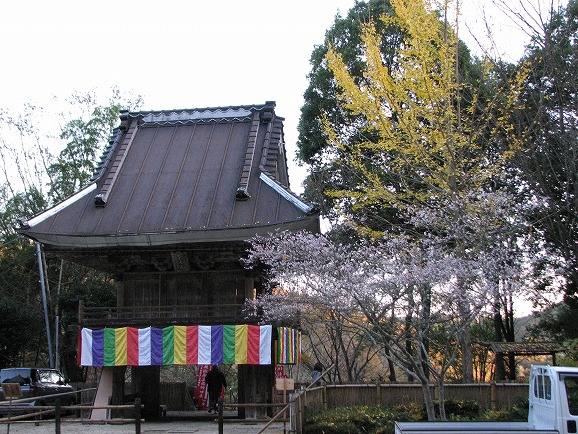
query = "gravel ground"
xmin=1 ymin=415 xmax=288 ymax=434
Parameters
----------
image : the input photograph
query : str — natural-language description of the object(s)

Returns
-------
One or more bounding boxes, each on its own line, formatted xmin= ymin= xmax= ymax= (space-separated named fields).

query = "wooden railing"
xmin=79 ymin=301 xmax=261 ymax=327
xmin=0 ymin=389 xmax=144 ymax=434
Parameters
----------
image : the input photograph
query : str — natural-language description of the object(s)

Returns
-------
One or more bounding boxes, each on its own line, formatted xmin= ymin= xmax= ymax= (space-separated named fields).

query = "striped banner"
xmin=79 ymin=325 xmax=277 ymax=366
xmin=276 ymin=327 xmax=301 ymax=364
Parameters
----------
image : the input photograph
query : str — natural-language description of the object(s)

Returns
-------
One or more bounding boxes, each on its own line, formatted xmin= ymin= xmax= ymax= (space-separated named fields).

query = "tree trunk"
xmin=438 ymin=381 xmax=447 ymax=421
xmin=405 ymin=313 xmax=414 ymax=382
xmin=421 ymin=379 xmax=436 ymax=421
xmin=493 ymin=306 xmax=506 ymax=381
xmin=387 ymin=357 xmax=397 ymax=382
xmin=461 ymin=315 xmax=473 ymax=382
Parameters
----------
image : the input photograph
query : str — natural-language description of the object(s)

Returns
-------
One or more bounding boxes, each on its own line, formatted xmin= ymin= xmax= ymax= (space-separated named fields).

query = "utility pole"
xmin=37 ymin=242 xmax=54 ymax=368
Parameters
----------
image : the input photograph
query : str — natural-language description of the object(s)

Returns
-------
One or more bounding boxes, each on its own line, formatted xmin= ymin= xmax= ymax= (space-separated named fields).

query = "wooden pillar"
xmin=238 ymin=365 xmax=250 ymax=419
xmin=110 ymin=366 xmax=126 ymax=418
xmin=238 ymin=365 xmax=274 ymax=419
xmin=490 ymin=381 xmax=497 ymax=411
xmin=245 ymin=276 xmax=256 ymax=300
xmin=116 ymin=279 xmax=125 ymax=308
xmin=495 ymin=352 xmax=506 ymax=381
xmin=133 ymin=366 xmax=161 ymax=420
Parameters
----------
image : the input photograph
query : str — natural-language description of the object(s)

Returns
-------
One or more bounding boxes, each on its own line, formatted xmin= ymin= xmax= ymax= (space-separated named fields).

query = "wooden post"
xmin=135 ymin=398 xmax=141 ymax=434
xmin=55 ymin=396 xmax=62 ymax=434
xmin=7 ymin=396 xmax=12 ymax=434
xmin=490 ymin=381 xmax=497 ymax=411
xmin=300 ymin=388 xmax=307 ymax=434
xmin=283 ymin=379 xmax=287 ymax=434
xmin=296 ymin=391 xmax=303 ymax=434
xmin=218 ymin=397 xmax=224 ymax=434
xmin=376 ymin=380 xmax=381 ymax=405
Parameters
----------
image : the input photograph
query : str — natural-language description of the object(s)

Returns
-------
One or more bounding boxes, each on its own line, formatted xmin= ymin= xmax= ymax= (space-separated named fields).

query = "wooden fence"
xmin=155 ymin=381 xmax=528 ymax=417
xmin=298 ymin=382 xmax=529 ymax=415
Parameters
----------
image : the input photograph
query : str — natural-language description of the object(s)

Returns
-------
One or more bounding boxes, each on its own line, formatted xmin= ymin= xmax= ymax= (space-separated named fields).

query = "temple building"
xmin=17 ymin=101 xmax=320 ymax=418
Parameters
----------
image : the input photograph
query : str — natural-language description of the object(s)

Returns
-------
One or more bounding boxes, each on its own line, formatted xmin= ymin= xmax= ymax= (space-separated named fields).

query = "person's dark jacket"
xmin=205 ymin=367 xmax=227 ymax=398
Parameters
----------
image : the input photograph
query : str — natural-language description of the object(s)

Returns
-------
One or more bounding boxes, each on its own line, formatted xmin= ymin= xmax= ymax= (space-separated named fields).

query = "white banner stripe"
xmin=80 ymin=328 xmax=93 ymax=366
xmin=198 ymin=326 xmax=212 ymax=365
xmin=259 ymin=325 xmax=272 ymax=365
xmin=138 ymin=327 xmax=151 ymax=366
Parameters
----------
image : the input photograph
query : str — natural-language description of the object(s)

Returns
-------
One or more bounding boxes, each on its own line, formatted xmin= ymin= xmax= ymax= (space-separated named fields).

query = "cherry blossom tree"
xmin=246 ymin=215 xmax=523 ymax=420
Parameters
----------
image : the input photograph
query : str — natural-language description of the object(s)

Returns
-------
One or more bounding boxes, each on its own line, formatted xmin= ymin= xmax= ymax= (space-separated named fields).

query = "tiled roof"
xmin=486 ymin=341 xmax=564 ymax=355
xmin=18 ymin=102 xmax=319 ymax=248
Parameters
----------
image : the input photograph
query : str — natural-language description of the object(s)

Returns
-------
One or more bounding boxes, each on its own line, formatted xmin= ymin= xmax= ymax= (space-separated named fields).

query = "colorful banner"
xmin=276 ymin=327 xmax=301 ymax=364
xmin=79 ymin=325 xmax=274 ymax=366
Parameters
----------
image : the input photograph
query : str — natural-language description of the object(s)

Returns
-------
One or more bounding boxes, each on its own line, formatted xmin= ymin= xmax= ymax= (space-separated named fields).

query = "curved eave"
xmin=18 ymin=216 xmax=320 ymax=249
xmin=20 ymin=183 xmax=97 ymax=228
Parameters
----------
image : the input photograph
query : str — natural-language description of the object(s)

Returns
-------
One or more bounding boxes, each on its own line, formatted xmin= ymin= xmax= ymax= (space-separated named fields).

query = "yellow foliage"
xmin=324 ymin=0 xmax=525 ymax=228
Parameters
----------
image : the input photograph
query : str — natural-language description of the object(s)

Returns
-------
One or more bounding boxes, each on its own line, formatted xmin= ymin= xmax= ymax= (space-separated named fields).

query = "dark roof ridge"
xmin=124 ymin=101 xmax=280 ymax=118
xmin=236 ymin=112 xmax=261 ymax=200
xmin=121 ymin=103 xmax=283 ymax=129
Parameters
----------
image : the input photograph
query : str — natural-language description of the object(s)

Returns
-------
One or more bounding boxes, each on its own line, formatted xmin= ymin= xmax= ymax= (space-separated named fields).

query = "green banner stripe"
xmin=223 ymin=325 xmax=236 ymax=364
xmin=104 ymin=328 xmax=116 ymax=366
xmin=162 ymin=326 xmax=174 ymax=365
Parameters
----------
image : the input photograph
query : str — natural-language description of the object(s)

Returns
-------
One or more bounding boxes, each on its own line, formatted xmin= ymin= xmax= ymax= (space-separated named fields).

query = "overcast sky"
xmin=1 ymin=0 xmax=547 ymax=193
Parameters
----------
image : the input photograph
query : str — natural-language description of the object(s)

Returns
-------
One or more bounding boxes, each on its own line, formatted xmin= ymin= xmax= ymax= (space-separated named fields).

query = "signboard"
xmin=275 ymin=378 xmax=295 ymax=391
xmin=194 ymin=365 xmax=211 ymax=410
xmin=1 ymin=383 xmax=22 ymax=399
xmin=275 ymin=365 xmax=287 ymax=378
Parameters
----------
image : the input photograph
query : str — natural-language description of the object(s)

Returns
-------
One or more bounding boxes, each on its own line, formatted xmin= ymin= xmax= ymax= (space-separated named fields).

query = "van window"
xmin=544 ymin=375 xmax=552 ymax=400
xmin=564 ymin=376 xmax=578 ymax=416
xmin=534 ymin=372 xmax=552 ymax=400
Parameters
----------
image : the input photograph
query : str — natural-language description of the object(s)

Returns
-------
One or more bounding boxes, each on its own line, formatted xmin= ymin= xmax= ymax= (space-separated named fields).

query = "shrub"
xmin=304 ymin=405 xmax=414 ymax=434
xmin=303 ymin=399 xmax=523 ymax=433
xmin=392 ymin=402 xmax=427 ymax=421
xmin=441 ymin=399 xmax=481 ymax=420
xmin=394 ymin=399 xmax=481 ymax=421
xmin=481 ymin=397 xmax=528 ymax=422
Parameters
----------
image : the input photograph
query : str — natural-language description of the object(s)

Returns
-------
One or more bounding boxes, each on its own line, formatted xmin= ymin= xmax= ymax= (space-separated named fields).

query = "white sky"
xmin=1 ymin=0 xmax=546 ymax=195
xmin=1 ymin=0 xmax=558 ymax=315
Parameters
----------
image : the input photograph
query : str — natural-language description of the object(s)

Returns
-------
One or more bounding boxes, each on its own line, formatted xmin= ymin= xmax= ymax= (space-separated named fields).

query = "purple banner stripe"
xmin=211 ymin=326 xmax=223 ymax=364
xmin=151 ymin=327 xmax=163 ymax=365
xmin=92 ymin=329 xmax=105 ymax=366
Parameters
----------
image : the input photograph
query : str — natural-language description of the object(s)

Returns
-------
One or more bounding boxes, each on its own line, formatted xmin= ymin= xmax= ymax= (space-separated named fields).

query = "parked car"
xmin=0 ymin=367 xmax=76 ymax=411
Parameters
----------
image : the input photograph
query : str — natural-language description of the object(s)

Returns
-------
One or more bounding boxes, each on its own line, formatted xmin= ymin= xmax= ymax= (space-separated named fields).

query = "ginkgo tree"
xmin=323 ymin=0 xmax=520 ymax=223
xmin=321 ymin=0 xmax=526 ymax=382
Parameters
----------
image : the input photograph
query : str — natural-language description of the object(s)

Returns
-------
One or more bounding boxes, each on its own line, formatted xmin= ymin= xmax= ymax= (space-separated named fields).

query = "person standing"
xmin=311 ymin=362 xmax=324 ymax=386
xmin=205 ymin=365 xmax=227 ymax=413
